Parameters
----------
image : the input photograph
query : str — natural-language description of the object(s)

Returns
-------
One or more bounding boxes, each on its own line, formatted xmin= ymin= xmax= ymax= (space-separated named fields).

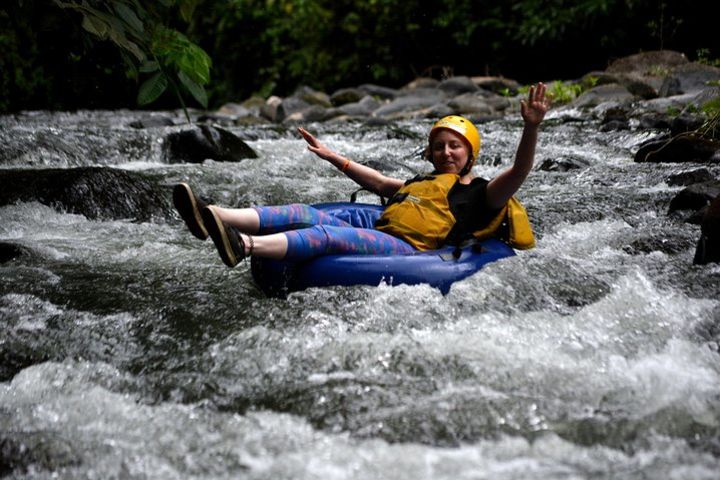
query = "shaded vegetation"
xmin=1 ymin=0 xmax=717 ymax=111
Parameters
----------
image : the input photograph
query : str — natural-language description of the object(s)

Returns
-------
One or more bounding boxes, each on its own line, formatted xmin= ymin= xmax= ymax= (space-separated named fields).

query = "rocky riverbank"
xmin=2 ymin=50 xmax=720 ymax=264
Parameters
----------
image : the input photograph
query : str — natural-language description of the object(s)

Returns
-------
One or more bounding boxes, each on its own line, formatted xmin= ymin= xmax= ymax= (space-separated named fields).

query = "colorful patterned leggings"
xmin=253 ymin=204 xmax=415 ymax=261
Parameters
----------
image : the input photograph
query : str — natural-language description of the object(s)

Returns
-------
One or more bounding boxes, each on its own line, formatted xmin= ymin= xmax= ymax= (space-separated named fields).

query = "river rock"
xmin=666 ymin=168 xmax=714 ymax=186
xmin=635 ymin=136 xmax=720 ymax=163
xmin=438 ymin=76 xmax=479 ymax=96
xmin=448 ymin=93 xmax=494 ymax=115
xmin=330 ymin=88 xmax=366 ymax=106
xmin=374 ymin=89 xmax=447 ymax=118
xmin=260 ymin=96 xmax=282 ymax=122
xmin=662 ymin=63 xmax=720 ymax=94
xmin=402 ymin=77 xmax=440 ymax=90
xmin=471 ymin=76 xmax=521 ymax=95
xmin=163 ymin=125 xmax=257 ymax=163
xmin=0 ymin=167 xmax=172 ymax=221
xmin=537 ymin=156 xmax=591 ymax=172
xmin=572 ymin=84 xmax=634 ymax=109
xmin=668 ymin=180 xmax=720 ymax=214
xmin=694 ymin=195 xmax=720 ymax=264
xmin=637 ymin=113 xmax=673 ymax=130
xmin=339 ymin=96 xmax=382 ymax=117
xmin=294 ymin=86 xmax=333 ymax=108
xmin=669 ymin=114 xmax=706 ymax=137
xmin=606 ymin=50 xmax=689 ymax=75
xmin=128 ymin=116 xmax=175 ymax=129
xmin=276 ymin=97 xmax=312 ymax=122
xmin=358 ymin=84 xmax=399 ymax=100
xmin=0 ymin=242 xmax=32 ymax=263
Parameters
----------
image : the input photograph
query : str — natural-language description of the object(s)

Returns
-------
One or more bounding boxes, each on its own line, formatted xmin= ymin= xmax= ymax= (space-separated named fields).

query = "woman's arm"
xmin=486 ymin=83 xmax=550 ymax=209
xmin=298 ymin=127 xmax=404 ymax=197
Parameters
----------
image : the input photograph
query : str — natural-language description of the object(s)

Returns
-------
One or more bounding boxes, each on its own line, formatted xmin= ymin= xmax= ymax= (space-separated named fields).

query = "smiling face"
xmin=429 ymin=129 xmax=472 ymax=175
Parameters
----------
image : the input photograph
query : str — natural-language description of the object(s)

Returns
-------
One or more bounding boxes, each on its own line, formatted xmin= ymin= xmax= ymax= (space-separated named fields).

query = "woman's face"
xmin=429 ymin=129 xmax=471 ymax=175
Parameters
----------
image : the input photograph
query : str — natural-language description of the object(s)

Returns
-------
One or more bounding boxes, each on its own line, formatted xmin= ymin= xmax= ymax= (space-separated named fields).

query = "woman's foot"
xmin=201 ymin=207 xmax=246 ymax=268
xmin=173 ymin=183 xmax=208 ymax=240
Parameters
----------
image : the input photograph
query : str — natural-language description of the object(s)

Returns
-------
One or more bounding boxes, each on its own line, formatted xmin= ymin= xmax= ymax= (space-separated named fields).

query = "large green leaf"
xmin=81 ymin=14 xmax=108 ymax=39
xmin=178 ymin=70 xmax=208 ymax=108
xmin=137 ymin=72 xmax=168 ymax=105
xmin=113 ymin=2 xmax=144 ymax=34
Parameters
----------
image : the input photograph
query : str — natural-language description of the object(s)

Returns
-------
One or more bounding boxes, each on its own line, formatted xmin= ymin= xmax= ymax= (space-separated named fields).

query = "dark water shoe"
xmin=201 ymin=207 xmax=245 ymax=268
xmin=173 ymin=183 xmax=208 ymax=240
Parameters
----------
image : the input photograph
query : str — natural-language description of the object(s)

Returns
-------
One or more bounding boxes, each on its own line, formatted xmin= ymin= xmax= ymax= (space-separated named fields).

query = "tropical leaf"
xmin=137 ymin=72 xmax=168 ymax=105
xmin=113 ymin=2 xmax=144 ymax=34
xmin=178 ymin=70 xmax=208 ymax=108
xmin=139 ymin=60 xmax=160 ymax=73
xmin=81 ymin=14 xmax=108 ymax=39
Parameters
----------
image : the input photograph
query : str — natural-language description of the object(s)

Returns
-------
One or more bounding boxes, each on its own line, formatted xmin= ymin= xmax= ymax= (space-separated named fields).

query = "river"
xmin=1 ymin=109 xmax=719 ymax=478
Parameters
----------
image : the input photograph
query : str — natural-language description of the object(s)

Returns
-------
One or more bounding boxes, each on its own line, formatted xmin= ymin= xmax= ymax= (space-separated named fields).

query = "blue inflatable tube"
xmin=250 ymin=202 xmax=516 ymax=296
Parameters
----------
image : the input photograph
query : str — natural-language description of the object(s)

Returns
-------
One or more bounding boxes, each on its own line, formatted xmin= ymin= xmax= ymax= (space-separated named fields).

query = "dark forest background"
xmin=0 ymin=0 xmax=715 ymax=112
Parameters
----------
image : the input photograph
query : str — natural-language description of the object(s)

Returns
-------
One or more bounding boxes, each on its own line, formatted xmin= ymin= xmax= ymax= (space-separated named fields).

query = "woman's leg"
xmin=210 ymin=203 xmax=351 ymax=235
xmin=282 ymin=225 xmax=415 ymax=261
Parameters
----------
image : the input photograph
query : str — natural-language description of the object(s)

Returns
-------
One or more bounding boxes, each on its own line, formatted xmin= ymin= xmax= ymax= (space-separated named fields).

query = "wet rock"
xmin=438 ymin=76 xmax=479 ymax=96
xmin=600 ymin=107 xmax=630 ymax=131
xmin=668 ymin=180 xmax=720 ymax=213
xmin=637 ymin=113 xmax=672 ymax=130
xmin=537 ymin=156 xmax=591 ymax=172
xmin=0 ymin=167 xmax=172 ymax=221
xmin=0 ymin=432 xmax=79 ymax=476
xmin=663 ymin=63 xmax=720 ymax=94
xmin=635 ymin=136 xmax=720 ymax=163
xmin=621 ymin=77 xmax=660 ymax=99
xmin=330 ymin=88 xmax=366 ymax=106
xmin=164 ymin=125 xmax=257 ymax=163
xmin=338 ymin=96 xmax=382 ymax=117
xmin=374 ymin=89 xmax=447 ymax=118
xmin=127 ymin=116 xmax=175 ymax=129
xmin=694 ymin=195 xmax=720 ymax=264
xmin=659 ymin=76 xmax=682 ymax=97
xmin=605 ymin=50 xmax=688 ymax=75
xmin=295 ymin=86 xmax=332 ymax=108
xmin=447 ymin=93 xmax=494 ymax=115
xmin=358 ymin=83 xmax=399 ymax=100
xmin=471 ymin=76 xmax=521 ymax=95
xmin=402 ymin=77 xmax=440 ymax=90
xmin=276 ymin=97 xmax=311 ymax=122
xmin=260 ymin=96 xmax=282 ymax=122
xmin=0 ymin=242 xmax=32 ymax=263
xmin=216 ymin=103 xmax=253 ymax=117
xmin=667 ymin=168 xmax=714 ymax=186
xmin=670 ymin=114 xmax=706 ymax=137
xmin=572 ymin=84 xmax=634 ymax=109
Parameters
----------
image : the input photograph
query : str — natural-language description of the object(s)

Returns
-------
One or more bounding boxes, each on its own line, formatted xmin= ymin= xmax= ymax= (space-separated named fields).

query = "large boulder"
xmin=606 ymin=50 xmax=689 ymax=75
xmin=471 ymin=76 xmax=521 ymax=95
xmin=163 ymin=125 xmax=257 ymax=163
xmin=694 ymin=195 xmax=720 ymax=264
xmin=0 ymin=167 xmax=172 ymax=221
xmin=635 ymin=136 xmax=720 ymax=163
xmin=661 ymin=63 xmax=720 ymax=94
xmin=374 ymin=89 xmax=447 ymax=118
xmin=571 ymin=84 xmax=634 ymax=108
xmin=438 ymin=76 xmax=479 ymax=96
xmin=668 ymin=180 xmax=720 ymax=214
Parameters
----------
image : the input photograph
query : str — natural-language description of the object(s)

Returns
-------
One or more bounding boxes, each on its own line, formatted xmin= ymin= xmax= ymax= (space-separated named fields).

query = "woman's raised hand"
xmin=298 ymin=127 xmax=340 ymax=162
xmin=520 ymin=83 xmax=551 ymax=127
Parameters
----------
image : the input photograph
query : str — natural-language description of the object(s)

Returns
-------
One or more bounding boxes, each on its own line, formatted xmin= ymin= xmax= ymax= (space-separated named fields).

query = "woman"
xmin=174 ymin=83 xmax=550 ymax=267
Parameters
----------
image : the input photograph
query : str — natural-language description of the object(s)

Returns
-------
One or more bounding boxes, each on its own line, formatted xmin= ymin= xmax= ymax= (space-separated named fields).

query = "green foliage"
xmin=51 ymin=0 xmax=211 ymax=118
xmin=696 ymin=48 xmax=720 ymax=68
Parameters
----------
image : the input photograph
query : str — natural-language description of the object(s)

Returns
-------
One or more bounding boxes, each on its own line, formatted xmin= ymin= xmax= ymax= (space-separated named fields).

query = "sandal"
xmin=173 ymin=183 xmax=208 ymax=240
xmin=201 ymin=207 xmax=246 ymax=268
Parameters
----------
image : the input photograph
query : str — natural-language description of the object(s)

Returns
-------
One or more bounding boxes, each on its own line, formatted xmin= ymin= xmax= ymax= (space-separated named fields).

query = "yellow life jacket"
xmin=375 ymin=173 xmax=535 ymax=251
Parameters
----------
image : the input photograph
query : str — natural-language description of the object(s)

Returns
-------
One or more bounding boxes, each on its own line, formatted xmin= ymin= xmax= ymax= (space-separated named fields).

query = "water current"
xmin=1 ymin=109 xmax=719 ymax=478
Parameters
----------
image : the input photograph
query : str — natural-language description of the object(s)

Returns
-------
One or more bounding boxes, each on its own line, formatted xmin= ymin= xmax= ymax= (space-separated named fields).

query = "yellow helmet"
xmin=429 ymin=115 xmax=481 ymax=160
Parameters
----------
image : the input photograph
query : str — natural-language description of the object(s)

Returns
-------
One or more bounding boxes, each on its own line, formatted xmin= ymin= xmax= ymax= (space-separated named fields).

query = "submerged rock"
xmin=163 ymin=125 xmax=257 ymax=163
xmin=0 ymin=242 xmax=32 ymax=263
xmin=668 ymin=180 xmax=720 ymax=214
xmin=0 ymin=167 xmax=172 ymax=221
xmin=666 ymin=168 xmax=714 ymax=186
